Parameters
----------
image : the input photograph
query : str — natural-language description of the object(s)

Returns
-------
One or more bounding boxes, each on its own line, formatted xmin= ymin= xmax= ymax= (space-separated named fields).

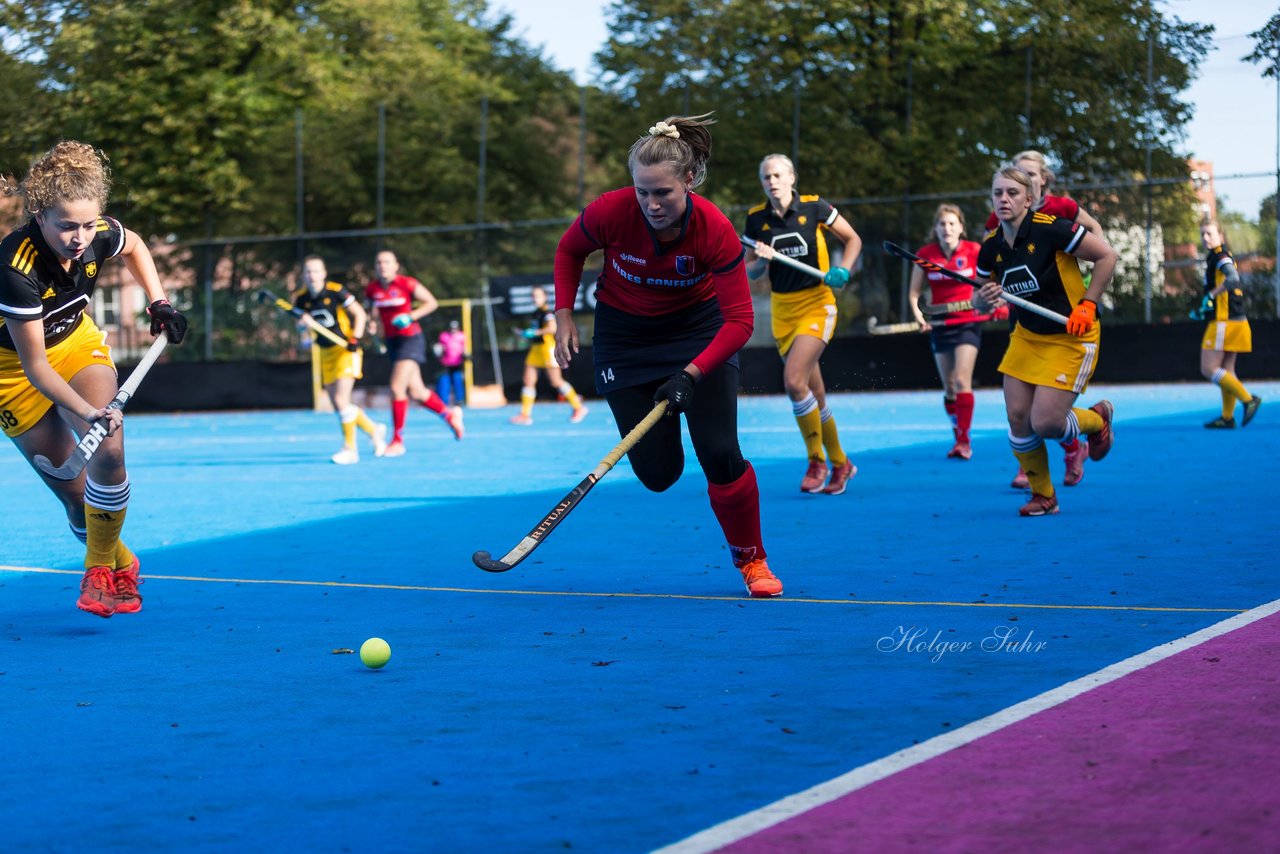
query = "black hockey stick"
xmin=473 ymin=401 xmax=668 ymax=572
xmin=33 ymin=332 xmax=170 ymax=481
xmin=883 ymin=241 xmax=1069 ymax=325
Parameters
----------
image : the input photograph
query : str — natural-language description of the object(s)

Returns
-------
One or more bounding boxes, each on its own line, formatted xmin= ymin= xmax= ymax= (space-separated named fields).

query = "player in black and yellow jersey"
xmin=291 ymin=255 xmax=387 ymax=464
xmin=1195 ymin=221 xmax=1261 ymax=429
xmin=972 ymin=165 xmax=1118 ymax=517
xmin=743 ymin=154 xmax=862 ymax=496
xmin=510 ymin=285 xmax=587 ymax=426
xmin=0 ymin=141 xmax=187 ymax=617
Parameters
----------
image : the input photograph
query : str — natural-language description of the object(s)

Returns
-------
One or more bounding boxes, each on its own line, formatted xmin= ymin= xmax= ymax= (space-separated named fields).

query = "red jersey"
xmin=365 ymin=275 xmax=422 ymax=338
xmin=555 ymin=187 xmax=752 ymax=377
xmin=984 ymin=193 xmax=1079 ymax=231
xmin=917 ymin=240 xmax=985 ymax=321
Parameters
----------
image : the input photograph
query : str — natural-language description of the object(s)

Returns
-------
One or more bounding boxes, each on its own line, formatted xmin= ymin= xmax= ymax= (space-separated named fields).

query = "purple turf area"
xmin=727 ymin=609 xmax=1280 ymax=852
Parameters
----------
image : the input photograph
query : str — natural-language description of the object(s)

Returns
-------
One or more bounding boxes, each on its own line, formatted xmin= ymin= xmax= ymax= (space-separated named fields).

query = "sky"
xmin=494 ymin=0 xmax=1278 ymax=217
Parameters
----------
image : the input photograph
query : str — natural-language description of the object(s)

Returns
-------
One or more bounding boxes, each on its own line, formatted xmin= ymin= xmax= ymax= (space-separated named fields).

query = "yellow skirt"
xmin=524 ymin=338 xmax=555 ymax=369
xmin=1200 ymin=320 xmax=1251 ymax=353
xmin=0 ymin=316 xmax=114 ymax=437
xmin=999 ymin=323 xmax=1100 ymax=394
xmin=320 ymin=345 xmax=363 ymax=386
xmin=771 ymin=286 xmax=837 ymax=356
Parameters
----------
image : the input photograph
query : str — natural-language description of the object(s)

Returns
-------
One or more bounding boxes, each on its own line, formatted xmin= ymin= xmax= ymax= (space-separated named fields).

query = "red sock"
xmin=419 ymin=389 xmax=446 ymax=415
xmin=955 ymin=392 xmax=974 ymax=443
xmin=392 ymin=399 xmax=409 ymax=441
xmin=707 ymin=462 xmax=766 ymax=567
xmin=1061 ymin=438 xmax=1081 ymax=451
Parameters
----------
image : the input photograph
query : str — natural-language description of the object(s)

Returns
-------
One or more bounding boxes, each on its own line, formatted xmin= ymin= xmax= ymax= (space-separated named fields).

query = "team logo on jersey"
xmin=798 ymin=215 xmax=807 ymax=225
xmin=1026 ymin=243 xmax=1036 ymax=255
xmin=84 ymin=261 xmax=98 ymax=278
xmin=954 ymin=258 xmax=967 ymax=270
xmin=1000 ymin=264 xmax=1040 ymax=296
xmin=675 ymin=256 xmax=696 ymax=276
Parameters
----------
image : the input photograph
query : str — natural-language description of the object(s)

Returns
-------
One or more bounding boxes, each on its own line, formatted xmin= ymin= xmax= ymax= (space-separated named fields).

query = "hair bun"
xmin=648 ymin=121 xmax=680 ymax=140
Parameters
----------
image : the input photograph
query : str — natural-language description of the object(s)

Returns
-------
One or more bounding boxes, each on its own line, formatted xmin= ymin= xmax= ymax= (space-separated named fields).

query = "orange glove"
xmin=1066 ymin=299 xmax=1097 ymax=337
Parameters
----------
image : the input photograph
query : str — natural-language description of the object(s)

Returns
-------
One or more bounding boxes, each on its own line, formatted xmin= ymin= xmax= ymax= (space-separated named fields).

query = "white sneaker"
xmin=331 ymin=447 xmax=359 ymax=465
xmin=570 ymin=405 xmax=588 ymax=423
xmin=373 ymin=423 xmax=388 ymax=457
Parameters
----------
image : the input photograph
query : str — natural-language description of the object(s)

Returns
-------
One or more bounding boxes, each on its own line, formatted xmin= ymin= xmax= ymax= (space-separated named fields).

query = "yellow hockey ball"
xmin=360 ymin=637 xmax=391 ymax=669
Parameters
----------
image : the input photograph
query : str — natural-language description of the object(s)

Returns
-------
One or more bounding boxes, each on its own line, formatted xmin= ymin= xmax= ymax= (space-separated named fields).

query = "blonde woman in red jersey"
xmin=553 ymin=114 xmax=781 ymax=598
xmin=906 ymin=204 xmax=986 ymax=459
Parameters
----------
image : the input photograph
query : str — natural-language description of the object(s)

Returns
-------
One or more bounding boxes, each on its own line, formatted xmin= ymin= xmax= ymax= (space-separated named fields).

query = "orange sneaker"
xmin=947 ymin=441 xmax=973 ymax=460
xmin=509 ymin=413 xmax=533 ymax=426
xmin=822 ymin=459 xmax=857 ymax=495
xmin=1011 ymin=468 xmax=1030 ymax=489
xmin=77 ymin=566 xmax=117 ymax=618
xmin=1062 ymin=439 xmax=1087 ymax=486
xmin=800 ymin=458 xmax=829 ymax=493
xmin=444 ymin=406 xmax=465 ymax=440
xmin=1019 ymin=493 xmax=1060 ymax=517
xmin=112 ymin=556 xmax=143 ymax=615
xmin=569 ymin=406 xmax=588 ymax=424
xmin=739 ymin=559 xmax=783 ymax=598
xmin=1087 ymin=400 xmax=1114 ymax=461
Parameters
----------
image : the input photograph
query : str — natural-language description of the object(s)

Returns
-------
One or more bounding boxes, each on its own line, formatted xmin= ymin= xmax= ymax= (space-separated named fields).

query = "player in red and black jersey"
xmin=553 ymin=113 xmax=780 ymax=598
xmin=905 ymin=204 xmax=987 ymax=460
xmin=972 ymin=165 xmax=1117 ymax=518
xmin=365 ymin=250 xmax=463 ymax=455
xmin=0 ymin=141 xmax=187 ymax=617
xmin=742 ymin=153 xmax=862 ymax=496
xmin=1196 ymin=222 xmax=1261 ymax=428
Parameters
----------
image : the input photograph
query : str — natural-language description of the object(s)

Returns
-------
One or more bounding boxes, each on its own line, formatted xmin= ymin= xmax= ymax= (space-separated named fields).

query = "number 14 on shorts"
xmin=600 ymin=367 xmax=616 ymax=385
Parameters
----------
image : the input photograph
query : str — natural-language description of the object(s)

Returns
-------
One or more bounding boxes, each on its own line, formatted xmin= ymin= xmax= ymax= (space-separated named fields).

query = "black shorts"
xmin=386 ymin=332 xmax=427 ymax=364
xmin=930 ymin=322 xmax=982 ymax=354
xmin=591 ymin=298 xmax=739 ymax=395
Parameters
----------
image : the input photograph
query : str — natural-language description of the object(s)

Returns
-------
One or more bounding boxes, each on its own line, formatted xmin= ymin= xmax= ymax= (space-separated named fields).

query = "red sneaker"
xmin=77 ymin=566 xmax=117 ymax=618
xmin=822 ymin=459 xmax=857 ymax=495
xmin=1062 ymin=439 xmax=1087 ymax=486
xmin=1087 ymin=400 xmax=1114 ymax=461
xmin=1019 ymin=492 xmax=1060 ymax=517
xmin=739 ymin=559 xmax=783 ymax=598
xmin=947 ymin=441 xmax=973 ymax=460
xmin=800 ymin=458 xmax=829 ymax=493
xmin=1011 ymin=468 xmax=1030 ymax=489
xmin=112 ymin=556 xmax=143 ymax=615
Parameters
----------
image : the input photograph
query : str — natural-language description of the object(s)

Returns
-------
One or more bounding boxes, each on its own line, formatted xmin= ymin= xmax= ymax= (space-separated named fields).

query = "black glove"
xmin=654 ymin=370 xmax=696 ymax=415
xmin=148 ymin=299 xmax=188 ymax=344
xmin=346 ymin=337 xmax=361 ymax=353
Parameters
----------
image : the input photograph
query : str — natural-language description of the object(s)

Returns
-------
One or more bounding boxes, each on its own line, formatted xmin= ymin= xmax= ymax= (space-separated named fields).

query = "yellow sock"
xmin=1216 ymin=371 xmax=1250 ymax=405
xmin=795 ymin=408 xmax=824 ymax=460
xmin=1222 ymin=387 xmax=1236 ymax=420
xmin=84 ymin=477 xmax=130 ymax=569
xmin=1011 ymin=443 xmax=1054 ymax=498
xmin=521 ymin=387 xmax=535 ymax=417
xmin=354 ymin=406 xmax=378 ymax=438
xmin=115 ymin=540 xmax=136 ymax=571
xmin=820 ymin=411 xmax=848 ymax=466
xmin=559 ymin=383 xmax=583 ymax=409
xmin=342 ymin=420 xmax=356 ymax=447
xmin=1072 ymin=406 xmax=1103 ymax=435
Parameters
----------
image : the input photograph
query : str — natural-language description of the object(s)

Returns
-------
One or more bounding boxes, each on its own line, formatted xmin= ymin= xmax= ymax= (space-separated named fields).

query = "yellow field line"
xmin=0 ymin=565 xmax=1244 ymax=613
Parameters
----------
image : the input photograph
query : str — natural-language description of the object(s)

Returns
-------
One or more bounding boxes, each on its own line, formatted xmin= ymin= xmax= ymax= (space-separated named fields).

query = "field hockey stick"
xmin=473 ymin=400 xmax=669 ymax=573
xmin=867 ymin=317 xmax=922 ymax=335
xmin=883 ymin=241 xmax=1069 ymax=326
xmin=920 ymin=298 xmax=974 ymax=316
xmin=33 ymin=332 xmax=170 ymax=482
xmin=255 ymin=289 xmax=354 ymax=348
xmin=739 ymin=235 xmax=827 ymax=281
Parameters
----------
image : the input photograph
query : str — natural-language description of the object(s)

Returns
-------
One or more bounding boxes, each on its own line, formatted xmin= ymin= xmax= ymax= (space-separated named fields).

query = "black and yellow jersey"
xmin=976 ymin=212 xmax=1089 ymax=337
xmin=1203 ymin=245 xmax=1247 ymax=321
xmin=742 ymin=194 xmax=840 ymax=294
xmin=291 ymin=282 xmax=358 ymax=348
xmin=527 ymin=302 xmax=555 ymax=346
xmin=0 ymin=215 xmax=125 ymax=351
